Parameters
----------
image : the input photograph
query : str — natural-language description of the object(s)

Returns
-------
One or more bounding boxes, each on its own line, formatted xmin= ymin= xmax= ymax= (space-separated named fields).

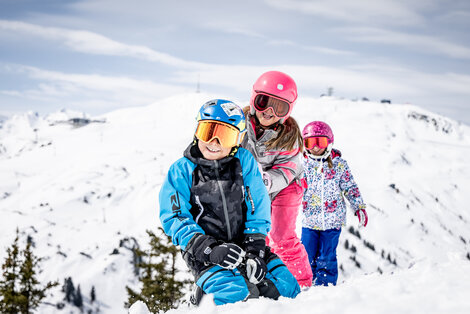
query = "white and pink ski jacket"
xmin=302 ymin=149 xmax=366 ymax=231
xmin=242 ymin=116 xmax=303 ymax=200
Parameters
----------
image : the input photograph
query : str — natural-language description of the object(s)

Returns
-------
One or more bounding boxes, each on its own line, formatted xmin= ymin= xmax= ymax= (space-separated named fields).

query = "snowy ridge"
xmin=0 ymin=93 xmax=469 ymax=313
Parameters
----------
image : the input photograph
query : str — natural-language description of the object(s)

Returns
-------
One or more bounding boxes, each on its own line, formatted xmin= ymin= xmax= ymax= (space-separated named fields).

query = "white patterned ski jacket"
xmin=302 ymin=149 xmax=366 ymax=231
xmin=242 ymin=115 xmax=303 ymax=200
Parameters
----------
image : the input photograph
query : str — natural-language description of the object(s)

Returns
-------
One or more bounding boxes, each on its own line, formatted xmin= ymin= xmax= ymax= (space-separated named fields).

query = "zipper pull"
xmin=246 ymin=186 xmax=255 ymax=214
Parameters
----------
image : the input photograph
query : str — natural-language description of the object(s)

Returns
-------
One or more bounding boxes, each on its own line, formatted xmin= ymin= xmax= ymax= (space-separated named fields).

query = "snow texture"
xmin=128 ymin=301 xmax=151 ymax=314
xmin=0 ymin=93 xmax=469 ymax=313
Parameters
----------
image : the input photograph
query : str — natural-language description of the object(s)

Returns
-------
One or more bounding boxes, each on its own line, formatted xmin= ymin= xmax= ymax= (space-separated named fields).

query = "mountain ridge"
xmin=0 ymin=93 xmax=469 ymax=313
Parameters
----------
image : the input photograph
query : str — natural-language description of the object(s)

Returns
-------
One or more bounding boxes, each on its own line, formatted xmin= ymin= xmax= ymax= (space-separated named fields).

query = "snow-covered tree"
xmin=0 ymin=229 xmax=57 ymax=313
xmin=125 ymin=228 xmax=190 ymax=313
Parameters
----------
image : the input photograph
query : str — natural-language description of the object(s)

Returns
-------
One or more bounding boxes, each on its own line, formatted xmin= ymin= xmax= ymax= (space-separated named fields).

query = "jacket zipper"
xmin=194 ymin=195 xmax=204 ymax=223
xmin=214 ymin=160 xmax=232 ymax=239
xmin=319 ymin=160 xmax=326 ymax=230
xmin=246 ymin=186 xmax=255 ymax=214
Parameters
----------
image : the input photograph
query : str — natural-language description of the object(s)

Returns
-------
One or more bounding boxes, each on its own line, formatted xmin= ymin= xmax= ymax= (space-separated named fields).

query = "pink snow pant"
xmin=267 ymin=181 xmax=313 ymax=287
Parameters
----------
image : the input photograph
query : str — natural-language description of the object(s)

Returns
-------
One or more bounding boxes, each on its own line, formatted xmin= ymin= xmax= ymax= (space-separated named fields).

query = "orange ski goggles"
xmin=195 ymin=120 xmax=244 ymax=148
xmin=303 ymin=136 xmax=329 ymax=149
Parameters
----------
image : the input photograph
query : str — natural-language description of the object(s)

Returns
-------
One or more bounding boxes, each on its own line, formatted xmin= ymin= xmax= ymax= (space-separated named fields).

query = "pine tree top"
xmin=0 ymin=228 xmax=58 ymax=314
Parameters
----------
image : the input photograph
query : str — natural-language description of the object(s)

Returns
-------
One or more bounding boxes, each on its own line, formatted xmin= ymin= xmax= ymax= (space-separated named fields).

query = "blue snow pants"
xmin=195 ymin=255 xmax=300 ymax=305
xmin=301 ymin=227 xmax=341 ymax=286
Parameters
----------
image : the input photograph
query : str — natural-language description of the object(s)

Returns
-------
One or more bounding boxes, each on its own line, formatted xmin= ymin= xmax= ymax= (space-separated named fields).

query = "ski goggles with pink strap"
xmin=253 ymin=93 xmax=291 ymax=118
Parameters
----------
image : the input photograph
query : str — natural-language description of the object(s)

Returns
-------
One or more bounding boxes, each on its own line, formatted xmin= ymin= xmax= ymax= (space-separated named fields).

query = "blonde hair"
xmin=327 ymin=156 xmax=333 ymax=169
xmin=243 ymin=106 xmax=303 ymax=153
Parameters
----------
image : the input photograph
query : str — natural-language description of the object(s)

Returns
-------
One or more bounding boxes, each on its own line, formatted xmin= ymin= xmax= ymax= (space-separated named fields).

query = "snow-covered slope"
xmin=0 ymin=94 xmax=469 ymax=313
xmin=0 ymin=114 xmax=7 ymax=129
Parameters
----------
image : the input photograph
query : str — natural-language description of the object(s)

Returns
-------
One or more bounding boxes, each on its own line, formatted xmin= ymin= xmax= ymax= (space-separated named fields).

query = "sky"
xmin=1 ymin=0 xmax=470 ymax=124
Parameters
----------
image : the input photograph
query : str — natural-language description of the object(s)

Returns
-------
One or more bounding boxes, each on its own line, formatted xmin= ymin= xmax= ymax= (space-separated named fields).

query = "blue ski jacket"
xmin=159 ymin=143 xmax=271 ymax=252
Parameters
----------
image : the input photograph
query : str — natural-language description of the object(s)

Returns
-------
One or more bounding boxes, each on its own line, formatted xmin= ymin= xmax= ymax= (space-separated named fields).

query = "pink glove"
xmin=355 ymin=209 xmax=368 ymax=227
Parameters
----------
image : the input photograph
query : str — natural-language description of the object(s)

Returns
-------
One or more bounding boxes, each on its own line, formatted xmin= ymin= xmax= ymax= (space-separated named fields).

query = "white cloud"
xmin=436 ymin=10 xmax=470 ymax=25
xmin=1 ymin=65 xmax=192 ymax=108
xmin=267 ymin=40 xmax=356 ymax=56
xmin=339 ymin=27 xmax=470 ymax=59
xmin=3 ymin=60 xmax=470 ymax=121
xmin=170 ymin=62 xmax=470 ymax=105
xmin=202 ymin=23 xmax=266 ymax=39
xmin=0 ymin=20 xmax=207 ymax=69
xmin=264 ymin=0 xmax=426 ymax=26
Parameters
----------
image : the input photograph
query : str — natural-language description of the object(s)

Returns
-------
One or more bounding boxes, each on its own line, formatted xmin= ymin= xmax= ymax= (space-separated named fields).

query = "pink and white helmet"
xmin=302 ymin=121 xmax=334 ymax=159
xmin=250 ymin=71 xmax=298 ymax=124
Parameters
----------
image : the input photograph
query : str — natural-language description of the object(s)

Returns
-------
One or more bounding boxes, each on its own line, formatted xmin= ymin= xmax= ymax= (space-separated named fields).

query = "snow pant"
xmin=301 ymin=227 xmax=341 ymax=286
xmin=267 ymin=181 xmax=313 ymax=287
xmin=193 ymin=247 xmax=300 ymax=305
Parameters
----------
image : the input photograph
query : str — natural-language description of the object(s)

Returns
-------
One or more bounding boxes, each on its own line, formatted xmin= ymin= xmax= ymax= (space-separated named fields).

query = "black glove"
xmin=186 ymin=234 xmax=218 ymax=263
xmin=209 ymin=243 xmax=245 ymax=269
xmin=187 ymin=234 xmax=245 ymax=269
xmin=243 ymin=234 xmax=266 ymax=259
xmin=242 ymin=234 xmax=268 ymax=284
xmin=245 ymin=253 xmax=267 ymax=284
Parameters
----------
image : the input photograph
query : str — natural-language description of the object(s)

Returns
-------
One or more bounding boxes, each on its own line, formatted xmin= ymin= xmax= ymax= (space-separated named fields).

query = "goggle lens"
xmin=254 ymin=94 xmax=290 ymax=118
xmin=195 ymin=120 xmax=241 ymax=148
xmin=304 ymin=136 xmax=329 ymax=150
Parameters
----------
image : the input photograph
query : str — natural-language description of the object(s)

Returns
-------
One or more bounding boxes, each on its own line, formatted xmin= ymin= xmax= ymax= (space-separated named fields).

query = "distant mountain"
xmin=0 ymin=113 xmax=9 ymax=129
xmin=0 ymin=94 xmax=469 ymax=313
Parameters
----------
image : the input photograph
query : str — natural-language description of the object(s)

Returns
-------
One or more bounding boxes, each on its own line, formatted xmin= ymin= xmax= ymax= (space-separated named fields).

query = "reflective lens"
xmin=195 ymin=120 xmax=241 ymax=148
xmin=304 ymin=136 xmax=329 ymax=150
xmin=254 ymin=94 xmax=290 ymax=118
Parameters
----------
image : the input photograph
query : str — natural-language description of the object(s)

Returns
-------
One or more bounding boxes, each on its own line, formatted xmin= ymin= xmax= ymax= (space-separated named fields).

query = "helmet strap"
xmin=306 ymin=144 xmax=333 ymax=161
xmin=229 ymin=146 xmax=238 ymax=157
xmin=253 ymin=113 xmax=281 ymax=131
xmin=250 ymin=104 xmax=256 ymax=116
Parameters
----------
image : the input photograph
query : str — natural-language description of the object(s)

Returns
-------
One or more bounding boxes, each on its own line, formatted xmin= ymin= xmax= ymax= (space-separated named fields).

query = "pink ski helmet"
xmin=250 ymin=71 xmax=298 ymax=124
xmin=302 ymin=121 xmax=334 ymax=159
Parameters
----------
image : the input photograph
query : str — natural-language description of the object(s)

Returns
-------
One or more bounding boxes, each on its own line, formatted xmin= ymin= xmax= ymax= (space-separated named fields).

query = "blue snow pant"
xmin=194 ymin=250 xmax=300 ymax=305
xmin=301 ymin=227 xmax=341 ymax=286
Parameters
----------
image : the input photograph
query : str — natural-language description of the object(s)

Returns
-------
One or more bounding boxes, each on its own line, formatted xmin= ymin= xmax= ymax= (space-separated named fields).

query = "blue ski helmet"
xmin=196 ymin=99 xmax=247 ymax=146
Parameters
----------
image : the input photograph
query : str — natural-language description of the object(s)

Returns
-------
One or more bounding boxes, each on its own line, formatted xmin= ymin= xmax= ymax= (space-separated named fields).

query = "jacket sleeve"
xmin=265 ymin=145 xmax=303 ymax=195
xmin=338 ymin=159 xmax=366 ymax=211
xmin=158 ymin=158 xmax=205 ymax=250
xmin=238 ymin=148 xmax=271 ymax=236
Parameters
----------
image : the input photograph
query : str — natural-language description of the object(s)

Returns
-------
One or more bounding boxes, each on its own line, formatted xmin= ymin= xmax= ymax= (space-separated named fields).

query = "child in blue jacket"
xmin=159 ymin=99 xmax=300 ymax=306
xmin=301 ymin=121 xmax=368 ymax=286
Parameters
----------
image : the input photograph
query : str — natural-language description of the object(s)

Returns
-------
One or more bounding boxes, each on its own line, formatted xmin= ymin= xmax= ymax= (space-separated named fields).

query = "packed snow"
xmin=1 ymin=93 xmax=469 ymax=313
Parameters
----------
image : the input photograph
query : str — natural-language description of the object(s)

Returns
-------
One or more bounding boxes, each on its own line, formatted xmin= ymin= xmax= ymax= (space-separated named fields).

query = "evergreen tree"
xmin=18 ymin=239 xmax=57 ymax=313
xmin=90 ymin=285 xmax=96 ymax=303
xmin=63 ymin=277 xmax=75 ymax=303
xmin=0 ymin=229 xmax=58 ymax=314
xmin=125 ymin=228 xmax=190 ymax=313
xmin=0 ymin=231 xmax=22 ymax=314
xmin=73 ymin=285 xmax=83 ymax=308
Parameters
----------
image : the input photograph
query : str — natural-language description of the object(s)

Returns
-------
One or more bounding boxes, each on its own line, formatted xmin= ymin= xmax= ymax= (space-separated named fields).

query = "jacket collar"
xmin=248 ymin=115 xmax=280 ymax=141
xmin=305 ymin=148 xmax=342 ymax=162
xmin=330 ymin=148 xmax=342 ymax=159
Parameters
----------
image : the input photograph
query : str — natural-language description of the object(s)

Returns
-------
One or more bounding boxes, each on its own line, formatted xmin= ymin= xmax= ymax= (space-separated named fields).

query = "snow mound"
xmin=0 ymin=93 xmax=469 ymax=313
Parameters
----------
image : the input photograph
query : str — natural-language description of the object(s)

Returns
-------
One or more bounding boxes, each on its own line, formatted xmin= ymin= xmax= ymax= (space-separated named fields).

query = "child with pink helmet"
xmin=242 ymin=71 xmax=313 ymax=287
xmin=301 ymin=121 xmax=368 ymax=286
